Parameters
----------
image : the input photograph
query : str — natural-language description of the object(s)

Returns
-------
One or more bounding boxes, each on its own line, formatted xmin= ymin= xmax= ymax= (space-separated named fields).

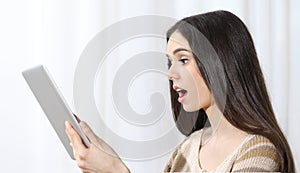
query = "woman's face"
xmin=167 ymin=31 xmax=212 ymax=112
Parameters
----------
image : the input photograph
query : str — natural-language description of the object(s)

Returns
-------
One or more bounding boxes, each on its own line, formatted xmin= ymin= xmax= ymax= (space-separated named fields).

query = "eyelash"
xmin=179 ymin=58 xmax=188 ymax=64
xmin=167 ymin=57 xmax=189 ymax=68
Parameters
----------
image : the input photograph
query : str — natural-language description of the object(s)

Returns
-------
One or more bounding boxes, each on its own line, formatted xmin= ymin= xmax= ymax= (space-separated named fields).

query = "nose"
xmin=167 ymin=65 xmax=179 ymax=81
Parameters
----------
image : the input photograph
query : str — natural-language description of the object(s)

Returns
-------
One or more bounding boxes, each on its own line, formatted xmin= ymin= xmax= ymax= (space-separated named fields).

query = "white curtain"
xmin=0 ymin=0 xmax=299 ymax=172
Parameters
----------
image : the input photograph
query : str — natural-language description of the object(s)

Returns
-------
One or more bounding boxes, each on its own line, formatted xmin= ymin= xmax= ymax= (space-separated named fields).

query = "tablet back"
xmin=22 ymin=65 xmax=90 ymax=159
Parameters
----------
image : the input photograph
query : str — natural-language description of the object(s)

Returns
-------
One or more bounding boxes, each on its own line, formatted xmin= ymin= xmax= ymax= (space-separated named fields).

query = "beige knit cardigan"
xmin=164 ymin=129 xmax=280 ymax=172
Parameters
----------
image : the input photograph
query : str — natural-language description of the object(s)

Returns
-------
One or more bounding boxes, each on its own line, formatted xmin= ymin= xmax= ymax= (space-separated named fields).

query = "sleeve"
xmin=163 ymin=147 xmax=179 ymax=172
xmin=231 ymin=136 xmax=280 ymax=172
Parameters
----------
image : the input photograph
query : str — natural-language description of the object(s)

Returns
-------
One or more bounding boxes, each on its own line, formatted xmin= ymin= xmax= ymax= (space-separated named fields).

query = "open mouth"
xmin=173 ymin=85 xmax=188 ymax=103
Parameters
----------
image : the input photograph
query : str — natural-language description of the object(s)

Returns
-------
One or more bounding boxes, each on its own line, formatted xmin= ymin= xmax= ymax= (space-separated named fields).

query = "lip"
xmin=173 ymin=84 xmax=187 ymax=103
xmin=173 ymin=85 xmax=179 ymax=91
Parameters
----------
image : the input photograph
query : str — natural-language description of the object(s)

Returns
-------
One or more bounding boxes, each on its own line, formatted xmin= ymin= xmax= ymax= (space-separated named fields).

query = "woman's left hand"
xmin=65 ymin=120 xmax=130 ymax=173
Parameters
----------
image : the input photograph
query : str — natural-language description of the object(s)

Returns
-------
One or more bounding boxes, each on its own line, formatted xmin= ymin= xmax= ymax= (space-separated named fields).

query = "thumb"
xmin=79 ymin=121 xmax=98 ymax=143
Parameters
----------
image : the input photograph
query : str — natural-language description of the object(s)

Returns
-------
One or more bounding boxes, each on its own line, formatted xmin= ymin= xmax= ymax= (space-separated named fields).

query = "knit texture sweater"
xmin=164 ymin=129 xmax=280 ymax=172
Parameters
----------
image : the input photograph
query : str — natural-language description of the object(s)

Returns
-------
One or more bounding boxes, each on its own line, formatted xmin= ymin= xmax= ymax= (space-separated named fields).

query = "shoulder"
xmin=232 ymin=135 xmax=280 ymax=172
xmin=170 ymin=129 xmax=203 ymax=158
xmin=163 ymin=129 xmax=203 ymax=172
xmin=180 ymin=129 xmax=203 ymax=151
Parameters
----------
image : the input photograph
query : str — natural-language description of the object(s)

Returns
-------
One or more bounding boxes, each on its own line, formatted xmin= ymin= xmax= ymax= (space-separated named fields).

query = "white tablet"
xmin=22 ymin=65 xmax=90 ymax=159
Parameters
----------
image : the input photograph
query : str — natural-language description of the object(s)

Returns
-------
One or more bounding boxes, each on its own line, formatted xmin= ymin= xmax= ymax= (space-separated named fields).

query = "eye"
xmin=179 ymin=57 xmax=189 ymax=64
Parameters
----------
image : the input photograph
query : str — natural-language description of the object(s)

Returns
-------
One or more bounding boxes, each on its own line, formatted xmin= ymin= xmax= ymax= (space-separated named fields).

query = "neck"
xmin=204 ymin=104 xmax=222 ymax=132
xmin=204 ymin=104 xmax=247 ymax=140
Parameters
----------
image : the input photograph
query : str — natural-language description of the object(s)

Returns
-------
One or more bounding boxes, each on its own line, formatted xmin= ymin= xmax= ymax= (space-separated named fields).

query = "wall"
xmin=0 ymin=0 xmax=299 ymax=172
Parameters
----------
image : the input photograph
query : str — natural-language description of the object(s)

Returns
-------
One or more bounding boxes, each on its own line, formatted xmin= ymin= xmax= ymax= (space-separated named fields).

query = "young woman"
xmin=66 ymin=10 xmax=295 ymax=172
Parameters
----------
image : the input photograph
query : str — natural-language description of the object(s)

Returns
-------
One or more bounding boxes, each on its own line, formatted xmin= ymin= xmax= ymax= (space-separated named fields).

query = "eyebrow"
xmin=166 ymin=48 xmax=192 ymax=59
xmin=173 ymin=48 xmax=191 ymax=55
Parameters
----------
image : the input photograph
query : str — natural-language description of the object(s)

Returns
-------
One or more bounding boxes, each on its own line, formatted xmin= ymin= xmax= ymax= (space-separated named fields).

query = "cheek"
xmin=192 ymin=75 xmax=212 ymax=110
xmin=197 ymin=84 xmax=211 ymax=109
xmin=181 ymin=61 xmax=212 ymax=111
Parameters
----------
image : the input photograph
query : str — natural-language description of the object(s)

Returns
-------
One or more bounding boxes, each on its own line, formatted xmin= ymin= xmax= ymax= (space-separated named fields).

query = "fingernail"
xmin=65 ymin=121 xmax=69 ymax=127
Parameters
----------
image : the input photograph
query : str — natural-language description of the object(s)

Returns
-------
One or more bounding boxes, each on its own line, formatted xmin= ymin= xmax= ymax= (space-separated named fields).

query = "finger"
xmin=65 ymin=121 xmax=86 ymax=151
xmin=79 ymin=121 xmax=118 ymax=157
xmin=79 ymin=121 xmax=98 ymax=143
xmin=65 ymin=121 xmax=78 ymax=146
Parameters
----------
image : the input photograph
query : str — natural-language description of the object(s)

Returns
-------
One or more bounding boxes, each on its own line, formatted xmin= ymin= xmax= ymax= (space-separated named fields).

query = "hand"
xmin=65 ymin=120 xmax=130 ymax=173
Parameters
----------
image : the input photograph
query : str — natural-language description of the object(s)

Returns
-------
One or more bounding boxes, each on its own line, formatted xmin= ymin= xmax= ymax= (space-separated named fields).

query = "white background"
xmin=0 ymin=0 xmax=299 ymax=172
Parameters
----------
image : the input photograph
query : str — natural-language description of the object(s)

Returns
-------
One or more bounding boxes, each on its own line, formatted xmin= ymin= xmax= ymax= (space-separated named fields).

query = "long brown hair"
xmin=167 ymin=10 xmax=295 ymax=172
